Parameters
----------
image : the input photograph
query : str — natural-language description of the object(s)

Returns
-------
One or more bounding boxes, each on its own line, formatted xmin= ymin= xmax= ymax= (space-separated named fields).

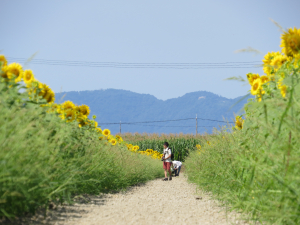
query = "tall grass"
xmin=185 ymin=60 xmax=300 ymax=224
xmin=121 ymin=133 xmax=205 ymax=161
xmin=0 ymin=81 xmax=163 ymax=218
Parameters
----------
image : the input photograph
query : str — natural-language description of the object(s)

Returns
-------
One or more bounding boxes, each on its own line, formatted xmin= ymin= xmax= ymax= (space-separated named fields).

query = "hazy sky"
xmin=1 ymin=0 xmax=300 ymax=100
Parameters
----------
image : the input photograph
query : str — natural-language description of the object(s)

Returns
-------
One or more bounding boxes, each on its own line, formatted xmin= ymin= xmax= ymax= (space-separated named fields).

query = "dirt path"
xmin=6 ymin=174 xmax=247 ymax=225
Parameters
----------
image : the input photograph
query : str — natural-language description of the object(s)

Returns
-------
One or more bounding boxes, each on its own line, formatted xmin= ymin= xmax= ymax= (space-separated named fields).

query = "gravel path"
xmin=4 ymin=173 xmax=247 ymax=225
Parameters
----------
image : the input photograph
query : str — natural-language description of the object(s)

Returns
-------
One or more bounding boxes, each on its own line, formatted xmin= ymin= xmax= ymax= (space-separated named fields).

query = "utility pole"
xmin=196 ymin=114 xmax=198 ymax=136
xmin=120 ymin=121 xmax=121 ymax=134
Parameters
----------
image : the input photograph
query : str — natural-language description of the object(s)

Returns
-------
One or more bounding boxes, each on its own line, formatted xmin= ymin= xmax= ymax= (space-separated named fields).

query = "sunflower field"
xmin=121 ymin=133 xmax=206 ymax=162
xmin=185 ymin=27 xmax=300 ymax=224
xmin=0 ymin=57 xmax=164 ymax=218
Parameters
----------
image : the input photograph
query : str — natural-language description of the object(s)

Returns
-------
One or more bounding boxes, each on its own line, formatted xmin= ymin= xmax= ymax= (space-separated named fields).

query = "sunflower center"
xmin=11 ymin=69 xmax=19 ymax=76
xmin=253 ymin=83 xmax=259 ymax=90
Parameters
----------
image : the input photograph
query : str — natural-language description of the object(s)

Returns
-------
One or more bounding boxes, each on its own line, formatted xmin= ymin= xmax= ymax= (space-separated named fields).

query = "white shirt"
xmin=172 ymin=161 xmax=182 ymax=169
xmin=163 ymin=148 xmax=172 ymax=162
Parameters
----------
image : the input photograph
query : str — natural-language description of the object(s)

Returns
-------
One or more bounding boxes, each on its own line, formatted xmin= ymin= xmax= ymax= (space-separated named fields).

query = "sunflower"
xmin=63 ymin=101 xmax=75 ymax=110
xmin=77 ymin=115 xmax=87 ymax=127
xmin=262 ymin=52 xmax=281 ymax=75
xmin=260 ymin=75 xmax=269 ymax=85
xmin=79 ymin=105 xmax=90 ymax=117
xmin=270 ymin=54 xmax=288 ymax=72
xmin=196 ymin=144 xmax=201 ymax=150
xmin=94 ymin=121 xmax=98 ymax=128
xmin=96 ymin=127 xmax=102 ymax=133
xmin=235 ymin=116 xmax=244 ymax=130
xmin=115 ymin=135 xmax=123 ymax=143
xmin=37 ymin=83 xmax=48 ymax=97
xmin=127 ymin=144 xmax=133 ymax=150
xmin=246 ymin=73 xmax=260 ymax=86
xmin=107 ymin=135 xmax=114 ymax=141
xmin=23 ymin=69 xmax=35 ymax=84
xmin=0 ymin=55 xmax=7 ymax=67
xmin=251 ymin=78 xmax=262 ymax=95
xmin=103 ymin=129 xmax=111 ymax=136
xmin=115 ymin=135 xmax=121 ymax=140
xmin=132 ymin=146 xmax=139 ymax=152
xmin=65 ymin=109 xmax=75 ymax=122
xmin=280 ymin=27 xmax=300 ymax=57
xmin=44 ymin=89 xmax=55 ymax=104
xmin=99 ymin=136 xmax=104 ymax=141
xmin=110 ymin=139 xmax=117 ymax=146
xmin=287 ymin=54 xmax=300 ymax=70
xmin=2 ymin=62 xmax=23 ymax=82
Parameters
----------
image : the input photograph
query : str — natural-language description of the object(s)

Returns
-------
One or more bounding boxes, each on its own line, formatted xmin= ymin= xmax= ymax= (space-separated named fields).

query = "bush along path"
xmin=185 ymin=27 xmax=300 ymax=224
xmin=2 ymin=174 xmax=247 ymax=225
xmin=0 ymin=56 xmax=164 ymax=219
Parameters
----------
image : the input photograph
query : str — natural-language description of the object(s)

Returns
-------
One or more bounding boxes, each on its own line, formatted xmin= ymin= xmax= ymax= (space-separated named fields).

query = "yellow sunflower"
xmin=127 ymin=144 xmax=133 ymax=150
xmin=251 ymin=78 xmax=262 ymax=95
xmin=110 ymin=139 xmax=117 ymax=146
xmin=0 ymin=55 xmax=7 ymax=67
xmin=94 ymin=121 xmax=98 ymax=128
xmin=99 ymin=136 xmax=104 ymax=141
xmin=77 ymin=115 xmax=87 ymax=127
xmin=44 ymin=89 xmax=55 ymax=104
xmin=196 ymin=144 xmax=201 ymax=150
xmin=96 ymin=127 xmax=102 ymax=133
xmin=235 ymin=116 xmax=244 ymax=130
xmin=63 ymin=100 xmax=75 ymax=110
xmin=260 ymin=75 xmax=269 ymax=84
xmin=270 ymin=54 xmax=288 ymax=72
xmin=132 ymin=146 xmax=139 ymax=152
xmin=65 ymin=109 xmax=75 ymax=122
xmin=246 ymin=73 xmax=260 ymax=86
xmin=37 ymin=83 xmax=48 ymax=97
xmin=262 ymin=52 xmax=281 ymax=76
xmin=103 ymin=129 xmax=111 ymax=136
xmin=115 ymin=135 xmax=123 ymax=143
xmin=23 ymin=70 xmax=35 ymax=84
xmin=79 ymin=105 xmax=90 ymax=117
xmin=280 ymin=27 xmax=300 ymax=57
xmin=287 ymin=54 xmax=300 ymax=70
xmin=107 ymin=135 xmax=114 ymax=141
xmin=2 ymin=62 xmax=23 ymax=82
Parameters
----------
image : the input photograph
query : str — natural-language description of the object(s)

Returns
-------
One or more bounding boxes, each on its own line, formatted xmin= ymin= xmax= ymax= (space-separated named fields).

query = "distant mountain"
xmin=55 ymin=89 xmax=251 ymax=134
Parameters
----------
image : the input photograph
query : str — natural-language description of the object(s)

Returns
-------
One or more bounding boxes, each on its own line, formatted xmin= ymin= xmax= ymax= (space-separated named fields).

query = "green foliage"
xmin=185 ymin=61 xmax=300 ymax=224
xmin=0 ymin=80 xmax=163 ymax=218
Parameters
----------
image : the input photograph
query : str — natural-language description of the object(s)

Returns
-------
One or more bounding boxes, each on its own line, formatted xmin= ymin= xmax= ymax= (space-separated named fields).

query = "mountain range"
xmin=55 ymin=89 xmax=251 ymax=134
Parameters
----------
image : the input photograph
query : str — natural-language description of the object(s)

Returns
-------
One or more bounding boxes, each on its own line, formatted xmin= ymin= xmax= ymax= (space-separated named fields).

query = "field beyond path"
xmin=22 ymin=174 xmax=246 ymax=225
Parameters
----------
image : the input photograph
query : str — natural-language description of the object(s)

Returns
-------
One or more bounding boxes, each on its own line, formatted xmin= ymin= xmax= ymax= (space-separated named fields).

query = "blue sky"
xmin=1 ymin=0 xmax=300 ymax=100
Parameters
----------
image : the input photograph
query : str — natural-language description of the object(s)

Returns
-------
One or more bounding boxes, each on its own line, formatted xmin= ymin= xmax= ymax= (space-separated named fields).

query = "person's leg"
xmin=167 ymin=163 xmax=172 ymax=180
xmin=177 ymin=166 xmax=181 ymax=176
xmin=162 ymin=162 xmax=168 ymax=180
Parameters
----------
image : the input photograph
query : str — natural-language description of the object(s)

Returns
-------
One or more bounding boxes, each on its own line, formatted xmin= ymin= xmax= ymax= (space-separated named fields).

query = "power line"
xmin=100 ymin=118 xmax=194 ymax=125
xmin=7 ymin=57 xmax=262 ymax=69
xmin=104 ymin=123 xmax=215 ymax=128
xmin=100 ymin=117 xmax=233 ymax=125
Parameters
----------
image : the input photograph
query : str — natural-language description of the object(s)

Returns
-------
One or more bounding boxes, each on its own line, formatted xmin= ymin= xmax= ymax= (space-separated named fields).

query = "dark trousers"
xmin=175 ymin=166 xmax=181 ymax=176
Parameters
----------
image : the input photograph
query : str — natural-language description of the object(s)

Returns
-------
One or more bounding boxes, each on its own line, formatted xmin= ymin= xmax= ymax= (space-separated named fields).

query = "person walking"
xmin=172 ymin=160 xmax=182 ymax=177
xmin=162 ymin=142 xmax=172 ymax=181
